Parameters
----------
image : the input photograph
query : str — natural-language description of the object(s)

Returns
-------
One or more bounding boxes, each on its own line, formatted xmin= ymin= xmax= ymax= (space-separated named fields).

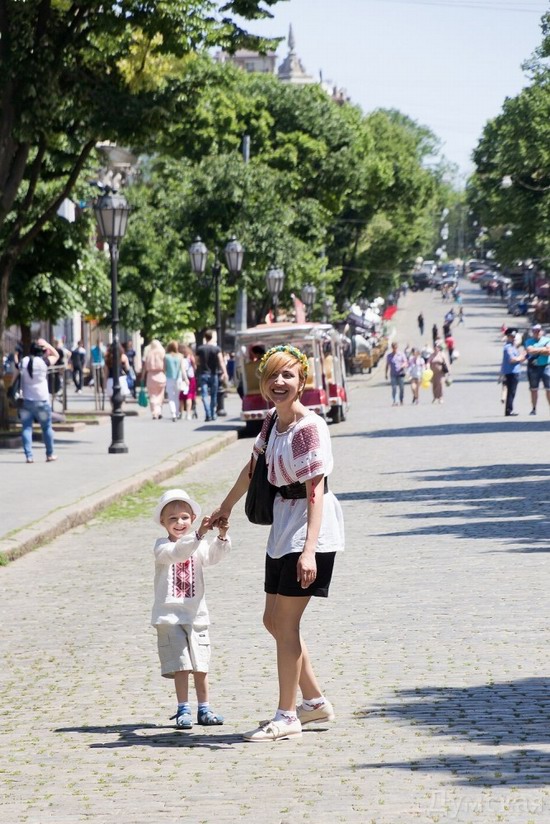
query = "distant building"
xmin=277 ymin=24 xmax=315 ymax=85
xmin=216 ymin=25 xmax=349 ymax=104
xmin=216 ymin=48 xmax=277 ymax=75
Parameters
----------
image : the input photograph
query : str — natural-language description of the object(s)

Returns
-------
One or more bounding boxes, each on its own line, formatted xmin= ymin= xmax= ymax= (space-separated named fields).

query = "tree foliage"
xmin=0 ymin=0 xmax=282 ymax=424
xmin=469 ymin=12 xmax=550 ymax=265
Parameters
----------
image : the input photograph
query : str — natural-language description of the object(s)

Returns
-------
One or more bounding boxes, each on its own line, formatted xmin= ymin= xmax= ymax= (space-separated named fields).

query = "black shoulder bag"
xmin=7 ymin=368 xmax=23 ymax=408
xmin=245 ymin=412 xmax=278 ymax=525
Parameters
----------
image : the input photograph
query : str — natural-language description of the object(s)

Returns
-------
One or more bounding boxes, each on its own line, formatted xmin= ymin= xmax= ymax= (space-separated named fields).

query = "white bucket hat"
xmin=153 ymin=488 xmax=201 ymax=525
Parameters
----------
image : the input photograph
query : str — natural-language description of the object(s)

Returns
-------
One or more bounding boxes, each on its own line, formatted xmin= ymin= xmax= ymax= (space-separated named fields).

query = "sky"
xmin=245 ymin=0 xmax=550 ymax=179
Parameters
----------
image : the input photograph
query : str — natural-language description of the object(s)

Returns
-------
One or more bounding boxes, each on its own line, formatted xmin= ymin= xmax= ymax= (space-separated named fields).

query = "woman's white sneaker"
xmin=296 ymin=699 xmax=335 ymax=725
xmin=243 ymin=718 xmax=302 ymax=742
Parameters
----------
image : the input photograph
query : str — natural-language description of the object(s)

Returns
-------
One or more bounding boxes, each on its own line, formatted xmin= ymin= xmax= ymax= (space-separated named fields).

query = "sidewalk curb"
xmin=0 ymin=430 xmax=238 ymax=564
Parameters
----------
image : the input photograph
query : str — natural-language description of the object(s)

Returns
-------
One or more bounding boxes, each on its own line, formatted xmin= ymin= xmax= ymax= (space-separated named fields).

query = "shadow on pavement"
xmin=358 ymin=421 xmax=549 ymax=438
xmin=359 ymin=678 xmax=550 ymax=786
xmin=360 ymin=749 xmax=550 ymax=788
xmin=56 ymin=722 xmax=244 ymax=749
xmin=338 ymin=464 xmax=550 ymax=553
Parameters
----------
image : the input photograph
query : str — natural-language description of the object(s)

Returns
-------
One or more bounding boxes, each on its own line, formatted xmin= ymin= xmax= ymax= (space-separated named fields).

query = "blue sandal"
xmin=197 ymin=708 xmax=224 ymax=726
xmin=171 ymin=709 xmax=193 ymax=730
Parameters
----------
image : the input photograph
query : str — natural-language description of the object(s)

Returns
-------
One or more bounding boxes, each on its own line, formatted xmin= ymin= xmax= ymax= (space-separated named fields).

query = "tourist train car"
xmin=234 ymin=322 xmax=349 ymax=436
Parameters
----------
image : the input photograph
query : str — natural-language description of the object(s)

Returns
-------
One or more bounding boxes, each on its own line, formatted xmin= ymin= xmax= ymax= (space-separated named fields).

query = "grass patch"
xmin=97 ymin=481 xmax=164 ymax=522
xmin=96 ymin=480 xmax=225 ymax=524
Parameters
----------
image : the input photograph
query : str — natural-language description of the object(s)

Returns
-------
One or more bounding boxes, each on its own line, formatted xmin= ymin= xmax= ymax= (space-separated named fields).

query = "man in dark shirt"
xmin=196 ymin=330 xmax=229 ymax=421
xmin=70 ymin=340 xmax=86 ymax=393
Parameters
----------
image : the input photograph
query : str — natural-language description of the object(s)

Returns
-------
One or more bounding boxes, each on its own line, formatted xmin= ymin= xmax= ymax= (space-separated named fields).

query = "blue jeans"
xmin=391 ymin=373 xmax=405 ymax=403
xmin=199 ymin=373 xmax=219 ymax=420
xmin=20 ymin=399 xmax=55 ymax=459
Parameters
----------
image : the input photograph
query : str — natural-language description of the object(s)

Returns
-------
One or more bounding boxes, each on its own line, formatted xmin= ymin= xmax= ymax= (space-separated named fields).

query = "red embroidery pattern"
xmin=171 ymin=558 xmax=195 ymax=599
xmin=292 ymin=424 xmax=321 ymax=459
xmin=277 ymin=453 xmax=293 ymax=484
xmin=292 ymin=423 xmax=323 ymax=480
xmin=296 ymin=460 xmax=323 ymax=480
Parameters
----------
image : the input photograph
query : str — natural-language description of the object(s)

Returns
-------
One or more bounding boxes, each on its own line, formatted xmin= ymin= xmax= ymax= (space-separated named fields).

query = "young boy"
xmin=152 ymin=488 xmax=230 ymax=729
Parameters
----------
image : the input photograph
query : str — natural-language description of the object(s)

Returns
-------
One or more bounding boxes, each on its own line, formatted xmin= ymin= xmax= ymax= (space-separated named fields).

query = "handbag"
xmin=7 ymin=371 xmax=23 ymax=407
xmin=445 ymin=375 xmax=453 ymax=387
xmin=138 ymin=382 xmax=149 ymax=408
xmin=245 ymin=412 xmax=278 ymax=525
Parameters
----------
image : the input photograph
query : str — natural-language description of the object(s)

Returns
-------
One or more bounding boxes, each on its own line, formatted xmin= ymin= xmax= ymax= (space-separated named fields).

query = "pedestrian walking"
xmin=524 ymin=323 xmax=550 ymax=415
xmin=408 ymin=347 xmax=424 ymax=404
xmin=385 ymin=341 xmax=408 ymax=406
xmin=500 ymin=327 xmax=525 ymax=416
xmin=143 ymin=339 xmax=167 ymax=420
xmin=70 ymin=340 xmax=86 ymax=393
xmin=164 ymin=341 xmax=186 ymax=422
xmin=417 ymin=312 xmax=424 ymax=336
xmin=151 ymin=488 xmax=230 ymax=730
xmin=210 ymin=344 xmax=344 ymax=742
xmin=179 ymin=344 xmax=197 ymax=420
xmin=18 ymin=338 xmax=59 ymax=463
xmin=429 ymin=341 xmax=450 ymax=404
xmin=432 ymin=324 xmax=439 ymax=347
xmin=196 ymin=330 xmax=228 ymax=422
xmin=445 ymin=333 xmax=455 ymax=363
xmin=90 ymin=339 xmax=106 ymax=393
xmin=104 ymin=343 xmax=130 ymax=402
xmin=123 ymin=340 xmax=137 ymax=398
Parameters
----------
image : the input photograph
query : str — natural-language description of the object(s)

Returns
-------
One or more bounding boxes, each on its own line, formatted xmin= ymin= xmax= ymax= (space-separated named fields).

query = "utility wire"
xmin=365 ymin=0 xmax=547 ymax=12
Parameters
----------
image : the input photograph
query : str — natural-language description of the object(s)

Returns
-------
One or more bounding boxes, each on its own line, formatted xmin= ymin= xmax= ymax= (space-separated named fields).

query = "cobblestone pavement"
xmin=1 ymin=282 xmax=549 ymax=824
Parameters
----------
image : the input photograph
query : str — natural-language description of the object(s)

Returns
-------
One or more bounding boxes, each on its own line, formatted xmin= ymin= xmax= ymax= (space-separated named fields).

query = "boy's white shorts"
xmin=155 ymin=624 xmax=211 ymax=677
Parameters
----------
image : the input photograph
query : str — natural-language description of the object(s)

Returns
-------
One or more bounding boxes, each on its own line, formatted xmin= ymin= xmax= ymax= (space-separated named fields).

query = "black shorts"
xmin=264 ymin=552 xmax=336 ymax=598
xmin=527 ymin=363 xmax=550 ymax=390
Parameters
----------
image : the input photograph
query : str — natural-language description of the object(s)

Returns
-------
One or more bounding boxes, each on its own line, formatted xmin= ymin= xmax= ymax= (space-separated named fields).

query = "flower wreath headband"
xmin=257 ymin=344 xmax=309 ymax=378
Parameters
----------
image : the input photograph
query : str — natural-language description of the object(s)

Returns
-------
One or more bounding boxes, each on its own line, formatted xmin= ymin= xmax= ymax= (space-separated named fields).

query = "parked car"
xmin=411 ymin=272 xmax=431 ymax=291
xmin=440 ymin=263 xmax=460 ymax=278
xmin=469 ymin=266 xmax=492 ymax=282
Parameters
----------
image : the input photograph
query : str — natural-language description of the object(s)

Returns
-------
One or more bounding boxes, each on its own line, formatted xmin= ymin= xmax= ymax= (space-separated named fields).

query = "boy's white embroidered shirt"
xmin=151 ymin=533 xmax=230 ymax=627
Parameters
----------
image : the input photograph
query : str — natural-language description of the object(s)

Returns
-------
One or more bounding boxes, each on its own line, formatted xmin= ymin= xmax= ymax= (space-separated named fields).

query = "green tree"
xmin=0 ymin=0 xmax=281 ymax=425
xmin=469 ymin=81 xmax=550 ymax=264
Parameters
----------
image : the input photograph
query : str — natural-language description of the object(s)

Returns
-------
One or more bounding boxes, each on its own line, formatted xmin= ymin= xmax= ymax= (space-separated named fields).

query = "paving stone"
xmin=1 ymin=283 xmax=549 ymax=823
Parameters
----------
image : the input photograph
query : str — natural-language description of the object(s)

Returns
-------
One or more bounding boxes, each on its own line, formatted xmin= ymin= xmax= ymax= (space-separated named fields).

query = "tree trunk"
xmin=21 ymin=323 xmax=31 ymax=354
xmin=0 ymin=257 xmax=16 ymax=430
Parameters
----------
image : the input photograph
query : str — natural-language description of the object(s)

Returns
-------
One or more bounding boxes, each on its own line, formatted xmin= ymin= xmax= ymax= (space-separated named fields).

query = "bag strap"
xmin=248 ymin=411 xmax=278 ymax=479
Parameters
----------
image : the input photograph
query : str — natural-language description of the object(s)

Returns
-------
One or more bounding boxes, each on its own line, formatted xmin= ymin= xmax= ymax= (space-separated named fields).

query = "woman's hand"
xmin=297 ymin=552 xmax=317 ymax=589
xmin=209 ymin=505 xmax=232 ymax=528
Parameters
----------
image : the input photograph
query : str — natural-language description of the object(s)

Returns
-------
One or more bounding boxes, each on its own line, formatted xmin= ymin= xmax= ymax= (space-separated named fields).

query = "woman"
xmin=429 ymin=341 xmax=450 ymax=404
xmin=210 ymin=344 xmax=345 ymax=742
xmin=143 ymin=339 xmax=166 ymax=420
xmin=104 ymin=343 xmax=130 ymax=401
xmin=179 ymin=344 xmax=197 ymax=420
xmin=164 ymin=341 xmax=186 ymax=422
xmin=408 ymin=347 xmax=424 ymax=405
xmin=19 ymin=338 xmax=59 ymax=463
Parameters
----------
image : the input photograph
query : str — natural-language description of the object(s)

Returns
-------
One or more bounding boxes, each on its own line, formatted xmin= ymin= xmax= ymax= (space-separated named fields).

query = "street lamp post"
xmin=301 ymin=283 xmax=317 ymax=320
xmin=93 ymin=191 xmax=131 ymax=454
xmin=189 ymin=235 xmax=244 ymax=415
xmin=266 ymin=266 xmax=285 ymax=321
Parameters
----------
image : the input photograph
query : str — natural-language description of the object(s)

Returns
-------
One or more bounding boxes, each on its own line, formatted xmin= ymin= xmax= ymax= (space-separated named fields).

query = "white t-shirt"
xmin=20 ymin=356 xmax=50 ymax=402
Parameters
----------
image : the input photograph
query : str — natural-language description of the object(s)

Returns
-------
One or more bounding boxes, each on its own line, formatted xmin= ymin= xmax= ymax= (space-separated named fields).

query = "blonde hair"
xmin=259 ymin=350 xmax=307 ymax=401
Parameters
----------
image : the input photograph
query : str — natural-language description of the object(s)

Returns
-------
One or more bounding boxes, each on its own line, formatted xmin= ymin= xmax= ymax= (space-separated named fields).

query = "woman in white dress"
xmin=211 ymin=345 xmax=345 ymax=742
